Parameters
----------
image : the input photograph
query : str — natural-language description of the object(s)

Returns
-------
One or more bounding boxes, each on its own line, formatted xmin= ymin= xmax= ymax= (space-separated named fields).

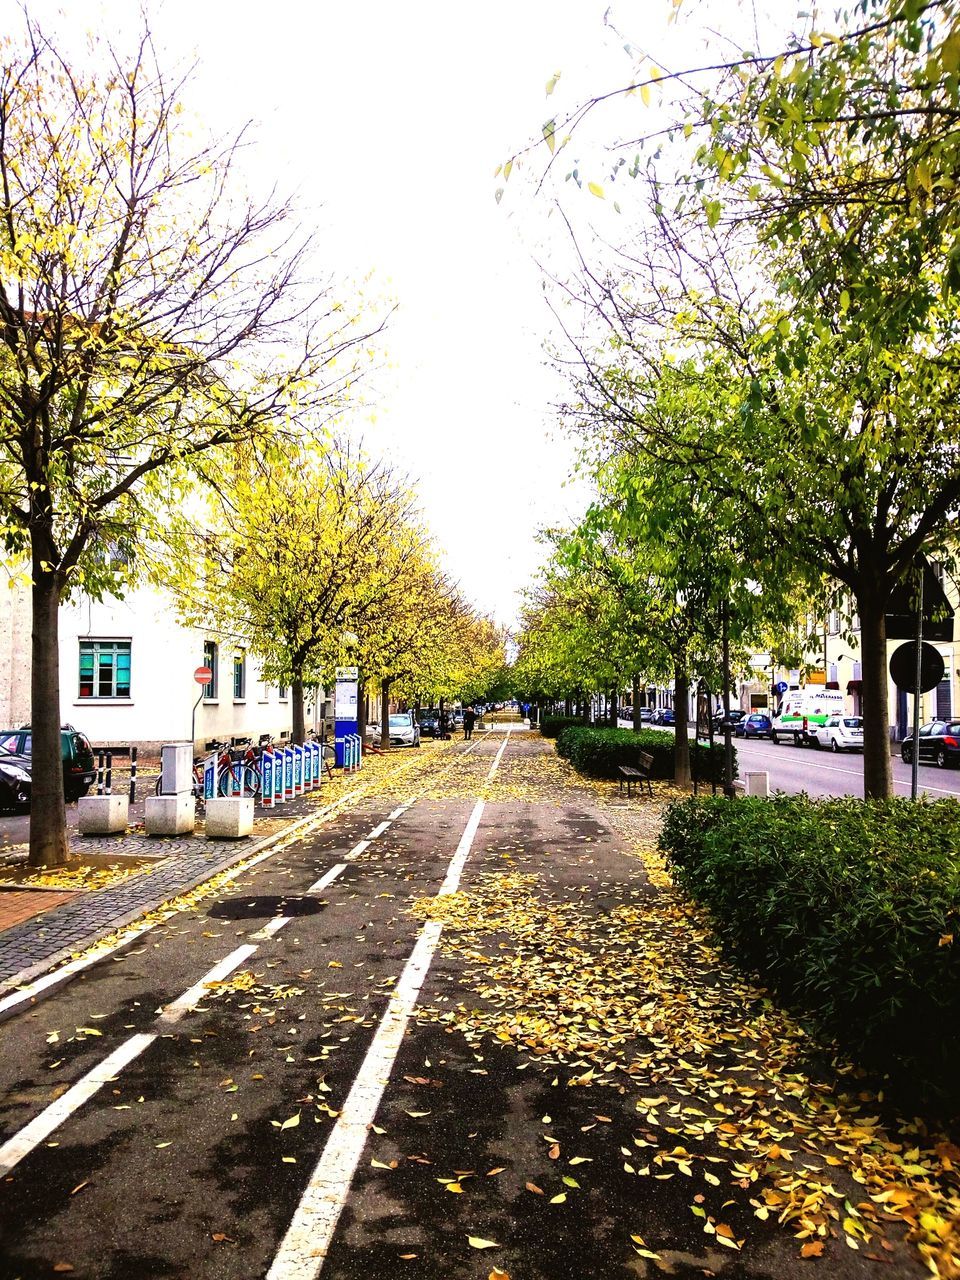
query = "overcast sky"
xmin=28 ymin=0 xmax=792 ymax=628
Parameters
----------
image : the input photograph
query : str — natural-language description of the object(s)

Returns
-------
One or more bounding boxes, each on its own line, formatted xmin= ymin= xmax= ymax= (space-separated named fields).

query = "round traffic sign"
xmin=889 ymin=642 xmax=945 ymax=693
xmin=194 ymin=665 xmax=214 ymax=685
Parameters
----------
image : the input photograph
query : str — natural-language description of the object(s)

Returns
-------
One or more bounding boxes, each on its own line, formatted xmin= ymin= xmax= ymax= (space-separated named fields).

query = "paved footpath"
xmin=0 ymin=740 xmax=463 ymax=996
xmin=0 ymin=732 xmax=953 ymax=1280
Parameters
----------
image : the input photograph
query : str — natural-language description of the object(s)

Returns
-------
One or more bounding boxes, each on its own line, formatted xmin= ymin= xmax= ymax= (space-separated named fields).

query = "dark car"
xmin=417 ymin=711 xmax=439 ymax=738
xmin=0 ymin=725 xmax=96 ymax=801
xmin=0 ymin=750 xmax=31 ymax=811
xmin=735 ymin=712 xmax=773 ymax=739
xmin=900 ymin=719 xmax=960 ymax=768
xmin=712 ymin=709 xmax=746 ymax=732
xmin=651 ymin=707 xmax=675 ymax=725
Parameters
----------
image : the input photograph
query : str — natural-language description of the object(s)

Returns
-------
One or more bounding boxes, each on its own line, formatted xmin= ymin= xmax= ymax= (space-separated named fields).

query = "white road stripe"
xmin=249 ymin=916 xmax=292 ymax=941
xmin=439 ymin=800 xmax=485 ymax=897
xmin=306 ymin=863 xmax=348 ymax=895
xmin=266 ymin=799 xmax=486 ymax=1280
xmin=0 ymin=1032 xmax=157 ymax=1177
xmin=344 ymin=839 xmax=370 ymax=861
xmin=486 ymin=726 xmax=512 ymax=781
xmin=366 ymin=821 xmax=390 ymax=840
xmin=160 ymin=943 xmax=260 ymax=1022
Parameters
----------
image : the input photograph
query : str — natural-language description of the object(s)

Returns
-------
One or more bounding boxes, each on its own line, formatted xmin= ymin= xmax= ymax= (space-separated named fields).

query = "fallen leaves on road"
xmin=411 ymin=836 xmax=960 ymax=1277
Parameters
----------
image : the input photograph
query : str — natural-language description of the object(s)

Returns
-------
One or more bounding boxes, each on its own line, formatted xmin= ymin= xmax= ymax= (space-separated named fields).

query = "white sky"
xmin=25 ymin=0 xmax=792 ymax=627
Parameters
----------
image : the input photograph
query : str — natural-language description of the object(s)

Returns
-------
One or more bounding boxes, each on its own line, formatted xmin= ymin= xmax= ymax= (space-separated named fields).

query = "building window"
xmin=79 ymin=640 xmax=131 ymax=699
xmin=203 ymin=640 xmax=218 ymax=699
xmin=233 ymin=651 xmax=246 ymax=700
xmin=278 ymin=685 xmax=288 ymax=701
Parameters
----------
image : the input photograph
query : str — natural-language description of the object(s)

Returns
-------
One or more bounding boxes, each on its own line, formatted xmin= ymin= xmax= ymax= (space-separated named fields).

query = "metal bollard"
xmin=128 ymin=746 xmax=138 ymax=803
xmin=96 ymin=751 xmax=104 ymax=796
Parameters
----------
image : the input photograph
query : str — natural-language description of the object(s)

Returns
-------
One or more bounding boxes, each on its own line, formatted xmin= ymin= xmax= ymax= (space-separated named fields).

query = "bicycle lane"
xmin=0 ymin=743 xmax=498 ymax=1278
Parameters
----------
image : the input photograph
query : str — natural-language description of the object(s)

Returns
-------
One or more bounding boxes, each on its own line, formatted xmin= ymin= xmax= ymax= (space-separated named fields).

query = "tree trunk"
xmin=29 ymin=561 xmax=68 ymax=868
xmin=380 ymin=677 xmax=391 ymax=750
xmin=609 ymin=684 xmax=618 ymax=726
xmin=632 ymin=674 xmax=642 ymax=732
xmin=860 ymin=592 xmax=893 ymax=799
xmin=673 ymin=664 xmax=691 ymax=788
xmin=292 ymin=673 xmax=305 ymax=744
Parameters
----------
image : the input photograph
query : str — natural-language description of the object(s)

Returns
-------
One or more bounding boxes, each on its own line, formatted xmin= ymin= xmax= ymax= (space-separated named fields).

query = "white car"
xmin=810 ymin=715 xmax=864 ymax=752
xmin=388 ymin=713 xmax=420 ymax=748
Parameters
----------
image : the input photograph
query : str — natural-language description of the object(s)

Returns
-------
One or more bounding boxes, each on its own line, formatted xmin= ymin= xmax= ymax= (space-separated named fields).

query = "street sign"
xmin=889 ymin=641 xmax=945 ymax=693
xmin=194 ymin=666 xmax=213 ymax=685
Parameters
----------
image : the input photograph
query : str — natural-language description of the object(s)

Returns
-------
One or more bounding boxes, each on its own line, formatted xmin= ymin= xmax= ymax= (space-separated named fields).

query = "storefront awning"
xmin=847 ymin=679 xmax=863 ymax=694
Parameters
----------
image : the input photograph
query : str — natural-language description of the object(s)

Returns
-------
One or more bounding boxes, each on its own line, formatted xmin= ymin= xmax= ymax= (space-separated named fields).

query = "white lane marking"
xmin=486 ymin=726 xmax=512 ymax=781
xmin=366 ymin=821 xmax=390 ymax=840
xmin=344 ymin=840 xmax=370 ymax=862
xmin=250 ymin=915 xmax=292 ymax=941
xmin=266 ymin=799 xmax=486 ymax=1280
xmin=306 ymin=863 xmax=348 ymax=895
xmin=0 ymin=1032 xmax=157 ymax=1177
xmin=387 ymin=804 xmax=409 ymax=820
xmin=160 ymin=943 xmax=260 ymax=1022
xmin=439 ymin=800 xmax=485 ymax=896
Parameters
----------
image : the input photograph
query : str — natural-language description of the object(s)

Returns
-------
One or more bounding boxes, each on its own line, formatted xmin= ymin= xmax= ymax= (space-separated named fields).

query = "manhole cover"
xmin=206 ymin=895 xmax=323 ymax=920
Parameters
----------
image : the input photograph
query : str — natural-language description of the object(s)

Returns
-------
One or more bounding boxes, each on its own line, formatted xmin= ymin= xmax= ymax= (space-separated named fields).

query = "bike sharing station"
xmin=334 ymin=666 xmax=363 ymax=772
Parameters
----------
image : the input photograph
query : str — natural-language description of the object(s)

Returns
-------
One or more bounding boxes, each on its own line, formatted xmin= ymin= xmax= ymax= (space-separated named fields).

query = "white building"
xmin=2 ymin=582 xmax=322 ymax=752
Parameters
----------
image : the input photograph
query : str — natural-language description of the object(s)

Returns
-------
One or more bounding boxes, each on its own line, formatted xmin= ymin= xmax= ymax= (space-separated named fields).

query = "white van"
xmin=771 ymin=687 xmax=846 ymax=746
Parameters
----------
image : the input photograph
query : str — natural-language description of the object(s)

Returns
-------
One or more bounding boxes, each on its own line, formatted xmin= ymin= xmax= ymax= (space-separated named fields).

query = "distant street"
xmin=617 ymin=720 xmax=960 ymax=800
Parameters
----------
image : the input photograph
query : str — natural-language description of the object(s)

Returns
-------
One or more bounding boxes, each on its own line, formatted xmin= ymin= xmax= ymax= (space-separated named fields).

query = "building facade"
xmin=2 ymin=582 xmax=323 ymax=752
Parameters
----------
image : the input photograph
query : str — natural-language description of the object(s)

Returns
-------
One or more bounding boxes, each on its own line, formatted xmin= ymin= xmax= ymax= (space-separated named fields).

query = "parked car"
xmin=735 ymin=712 xmax=773 ymax=739
xmin=452 ymin=711 xmax=465 ymax=728
xmin=639 ymin=708 xmax=654 ymax=723
xmin=0 ymin=725 xmax=96 ymax=801
xmin=388 ymin=713 xmax=420 ymax=748
xmin=712 ymin=709 xmax=746 ymax=732
xmin=651 ymin=708 xmax=675 ymax=725
xmin=417 ymin=710 xmax=439 ymax=738
xmin=900 ymin=719 xmax=960 ymax=768
xmin=809 ymin=715 xmax=864 ymax=752
xmin=0 ymin=750 xmax=31 ymax=811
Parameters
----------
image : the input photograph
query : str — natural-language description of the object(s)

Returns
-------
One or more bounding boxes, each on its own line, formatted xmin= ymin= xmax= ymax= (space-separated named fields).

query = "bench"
xmin=618 ymin=753 xmax=654 ymax=798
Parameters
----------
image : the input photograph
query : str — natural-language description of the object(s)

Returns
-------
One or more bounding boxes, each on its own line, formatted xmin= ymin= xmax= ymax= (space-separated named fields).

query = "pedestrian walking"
xmin=463 ymin=707 xmax=476 ymax=740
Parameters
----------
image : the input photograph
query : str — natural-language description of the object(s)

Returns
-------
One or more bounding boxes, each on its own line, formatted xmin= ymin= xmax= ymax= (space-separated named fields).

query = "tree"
xmin=529 ymin=1 xmax=960 ymax=797
xmin=163 ymin=439 xmax=424 ymax=743
xmin=0 ymin=17 xmax=380 ymax=863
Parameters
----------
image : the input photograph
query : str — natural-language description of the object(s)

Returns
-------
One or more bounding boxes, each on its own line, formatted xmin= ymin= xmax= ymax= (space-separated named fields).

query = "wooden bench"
xmin=618 ymin=753 xmax=653 ymax=798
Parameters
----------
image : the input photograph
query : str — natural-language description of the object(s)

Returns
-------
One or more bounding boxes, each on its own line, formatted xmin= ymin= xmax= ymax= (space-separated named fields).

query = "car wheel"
xmin=901 ymin=745 xmax=912 ymax=764
xmin=15 ymin=787 xmax=29 ymax=811
xmin=831 ymin=739 xmax=840 ymax=753
xmin=936 ymin=747 xmax=948 ymax=768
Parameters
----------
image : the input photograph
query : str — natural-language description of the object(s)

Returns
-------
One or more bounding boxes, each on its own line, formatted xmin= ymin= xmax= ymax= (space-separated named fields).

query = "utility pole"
xmin=911 ymin=570 xmax=924 ymax=801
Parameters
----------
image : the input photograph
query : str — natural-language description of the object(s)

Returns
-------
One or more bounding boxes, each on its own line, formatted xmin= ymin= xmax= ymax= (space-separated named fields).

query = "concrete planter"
xmin=205 ymin=796 xmax=254 ymax=839
xmin=144 ymin=793 xmax=195 ymax=836
xmin=744 ymin=771 xmax=770 ymax=797
xmin=78 ymin=793 xmax=129 ymax=835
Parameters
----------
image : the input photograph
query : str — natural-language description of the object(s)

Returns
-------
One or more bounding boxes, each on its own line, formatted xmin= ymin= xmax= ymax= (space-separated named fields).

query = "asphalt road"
xmin=0 ymin=733 xmax=935 ymax=1279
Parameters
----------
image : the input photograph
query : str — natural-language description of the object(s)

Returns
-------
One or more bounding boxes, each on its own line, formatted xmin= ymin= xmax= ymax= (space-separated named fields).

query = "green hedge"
xmin=659 ymin=795 xmax=960 ymax=1095
xmin=554 ymin=725 xmax=730 ymax=783
xmin=540 ymin=715 xmax=588 ymax=739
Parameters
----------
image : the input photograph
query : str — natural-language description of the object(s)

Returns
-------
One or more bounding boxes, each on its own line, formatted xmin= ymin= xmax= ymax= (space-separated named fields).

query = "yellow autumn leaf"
xmin=587 ymin=182 xmax=605 ymax=199
xmin=467 ymin=1237 xmax=500 ymax=1249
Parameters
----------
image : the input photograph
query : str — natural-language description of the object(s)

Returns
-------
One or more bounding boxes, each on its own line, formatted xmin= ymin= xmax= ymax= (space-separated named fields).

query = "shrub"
xmin=540 ymin=715 xmax=588 ymax=739
xmin=554 ymin=725 xmax=730 ymax=783
xmin=659 ymin=794 xmax=960 ymax=1094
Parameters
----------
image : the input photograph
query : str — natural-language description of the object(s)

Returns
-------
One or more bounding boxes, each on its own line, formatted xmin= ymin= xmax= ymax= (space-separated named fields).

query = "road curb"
xmin=0 ymin=783 xmax=365 ymax=1018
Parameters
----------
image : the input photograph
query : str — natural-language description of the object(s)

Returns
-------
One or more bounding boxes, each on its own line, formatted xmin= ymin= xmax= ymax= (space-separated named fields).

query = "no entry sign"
xmin=194 ymin=666 xmax=213 ymax=685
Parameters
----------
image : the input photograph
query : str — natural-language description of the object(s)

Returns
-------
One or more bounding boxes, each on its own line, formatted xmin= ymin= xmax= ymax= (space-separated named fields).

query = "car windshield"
xmin=0 ymin=732 xmax=22 ymax=754
xmin=389 ymin=715 xmax=412 ymax=728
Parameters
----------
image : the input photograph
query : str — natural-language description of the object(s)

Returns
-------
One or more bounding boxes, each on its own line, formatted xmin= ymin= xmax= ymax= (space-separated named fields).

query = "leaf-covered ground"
xmin=409 ymin=740 xmax=960 ymax=1278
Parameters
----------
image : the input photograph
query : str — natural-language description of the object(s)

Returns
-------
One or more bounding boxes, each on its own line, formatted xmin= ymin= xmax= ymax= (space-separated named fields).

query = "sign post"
xmin=335 ymin=665 xmax=359 ymax=768
xmin=191 ymin=665 xmax=214 ymax=752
